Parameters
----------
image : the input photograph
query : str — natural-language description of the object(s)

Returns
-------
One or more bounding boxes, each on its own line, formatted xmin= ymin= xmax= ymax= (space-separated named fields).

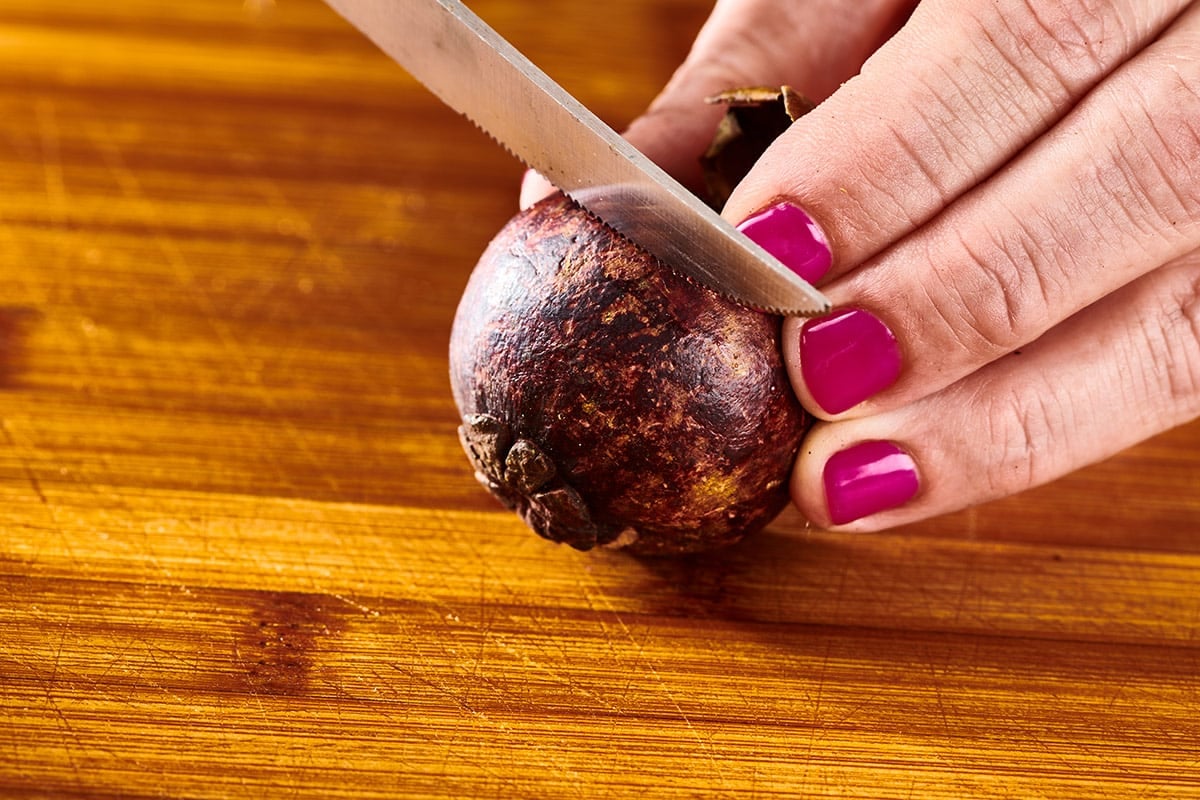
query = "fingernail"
xmin=800 ymin=308 xmax=901 ymax=414
xmin=737 ymin=202 xmax=832 ymax=283
xmin=824 ymin=440 xmax=919 ymax=525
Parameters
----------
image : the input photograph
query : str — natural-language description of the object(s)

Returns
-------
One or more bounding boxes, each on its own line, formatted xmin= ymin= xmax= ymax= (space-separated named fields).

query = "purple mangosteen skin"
xmin=449 ymin=194 xmax=811 ymax=555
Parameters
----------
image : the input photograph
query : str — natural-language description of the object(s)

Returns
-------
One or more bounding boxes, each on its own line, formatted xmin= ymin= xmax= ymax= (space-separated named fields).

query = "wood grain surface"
xmin=2 ymin=1 xmax=1199 ymax=797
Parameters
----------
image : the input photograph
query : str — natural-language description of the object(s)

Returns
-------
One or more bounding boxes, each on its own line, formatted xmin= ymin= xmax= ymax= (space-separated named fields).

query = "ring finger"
xmin=791 ymin=252 xmax=1200 ymax=530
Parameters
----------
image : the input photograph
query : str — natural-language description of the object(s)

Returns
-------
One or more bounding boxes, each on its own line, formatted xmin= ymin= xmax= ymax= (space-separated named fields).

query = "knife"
xmin=324 ymin=0 xmax=832 ymax=317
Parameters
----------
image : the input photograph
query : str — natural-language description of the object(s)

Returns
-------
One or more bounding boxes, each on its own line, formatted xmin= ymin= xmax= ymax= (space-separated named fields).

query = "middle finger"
xmin=786 ymin=3 xmax=1200 ymax=418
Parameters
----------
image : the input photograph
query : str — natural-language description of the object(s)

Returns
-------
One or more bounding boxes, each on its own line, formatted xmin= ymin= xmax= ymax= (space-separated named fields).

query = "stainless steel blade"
xmin=324 ymin=0 xmax=831 ymax=317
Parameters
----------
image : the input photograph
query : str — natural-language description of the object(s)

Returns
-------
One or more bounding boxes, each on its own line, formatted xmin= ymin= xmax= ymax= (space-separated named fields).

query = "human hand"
xmin=527 ymin=0 xmax=1200 ymax=532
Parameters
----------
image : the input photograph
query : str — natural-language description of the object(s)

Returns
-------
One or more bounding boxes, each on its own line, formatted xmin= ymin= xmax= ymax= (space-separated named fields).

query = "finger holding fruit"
xmin=459 ymin=0 xmax=1200 ymax=548
xmin=715 ymin=0 xmax=1200 ymax=528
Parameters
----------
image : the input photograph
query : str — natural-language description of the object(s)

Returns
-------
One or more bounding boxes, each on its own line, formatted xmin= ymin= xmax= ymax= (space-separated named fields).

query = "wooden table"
xmin=2 ymin=1 xmax=1199 ymax=797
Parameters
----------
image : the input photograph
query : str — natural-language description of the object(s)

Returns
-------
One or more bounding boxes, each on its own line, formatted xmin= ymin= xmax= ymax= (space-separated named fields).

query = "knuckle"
xmin=1082 ymin=51 xmax=1200 ymax=258
xmin=1127 ymin=54 xmax=1200 ymax=223
xmin=980 ymin=381 xmax=1062 ymax=496
xmin=924 ymin=221 xmax=1055 ymax=359
xmin=847 ymin=126 xmax=942 ymax=231
xmin=1145 ymin=262 xmax=1200 ymax=415
xmin=991 ymin=0 xmax=1134 ymax=92
xmin=1177 ymin=270 xmax=1200 ymax=412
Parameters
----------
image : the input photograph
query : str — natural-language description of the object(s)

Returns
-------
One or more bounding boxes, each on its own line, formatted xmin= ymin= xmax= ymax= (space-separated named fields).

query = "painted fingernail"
xmin=800 ymin=308 xmax=901 ymax=414
xmin=824 ymin=440 xmax=919 ymax=525
xmin=737 ymin=202 xmax=832 ymax=283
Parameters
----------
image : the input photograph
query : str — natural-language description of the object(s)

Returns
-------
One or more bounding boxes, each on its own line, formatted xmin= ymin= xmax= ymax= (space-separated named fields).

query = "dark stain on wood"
xmin=0 ymin=306 xmax=41 ymax=389
xmin=233 ymin=590 xmax=346 ymax=697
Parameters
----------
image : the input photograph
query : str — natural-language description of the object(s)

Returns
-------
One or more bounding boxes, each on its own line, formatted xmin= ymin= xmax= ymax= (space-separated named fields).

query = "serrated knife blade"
xmin=323 ymin=0 xmax=831 ymax=317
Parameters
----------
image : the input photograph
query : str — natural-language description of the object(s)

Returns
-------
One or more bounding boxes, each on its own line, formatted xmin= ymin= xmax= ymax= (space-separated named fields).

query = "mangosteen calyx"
xmin=459 ymin=413 xmax=623 ymax=551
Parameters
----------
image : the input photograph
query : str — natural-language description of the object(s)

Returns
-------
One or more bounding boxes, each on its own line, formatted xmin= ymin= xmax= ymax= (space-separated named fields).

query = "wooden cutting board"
xmin=2 ymin=1 xmax=1198 ymax=797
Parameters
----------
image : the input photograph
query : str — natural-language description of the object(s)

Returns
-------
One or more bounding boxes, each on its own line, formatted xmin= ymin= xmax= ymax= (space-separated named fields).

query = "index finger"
xmin=729 ymin=0 xmax=1189 ymax=282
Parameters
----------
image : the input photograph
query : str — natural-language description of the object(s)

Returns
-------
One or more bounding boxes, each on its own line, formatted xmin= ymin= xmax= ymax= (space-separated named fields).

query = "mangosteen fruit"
xmin=449 ymin=87 xmax=815 ymax=555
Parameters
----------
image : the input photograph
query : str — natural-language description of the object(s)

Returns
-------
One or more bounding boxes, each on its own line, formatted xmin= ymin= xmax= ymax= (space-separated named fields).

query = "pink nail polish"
xmin=800 ymin=308 xmax=901 ymax=414
xmin=824 ymin=440 xmax=919 ymax=525
xmin=737 ymin=202 xmax=832 ymax=283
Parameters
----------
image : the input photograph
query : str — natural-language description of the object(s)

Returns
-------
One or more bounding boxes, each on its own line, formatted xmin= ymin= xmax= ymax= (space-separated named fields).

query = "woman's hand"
xmin=530 ymin=0 xmax=1200 ymax=531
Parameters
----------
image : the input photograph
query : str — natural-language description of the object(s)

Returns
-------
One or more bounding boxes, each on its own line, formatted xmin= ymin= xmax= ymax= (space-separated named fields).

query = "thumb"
xmin=521 ymin=0 xmax=914 ymax=209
